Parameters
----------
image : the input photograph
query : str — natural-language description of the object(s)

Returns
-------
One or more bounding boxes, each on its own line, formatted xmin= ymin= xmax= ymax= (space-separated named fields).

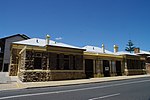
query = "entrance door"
xmin=0 ymin=62 xmax=2 ymax=71
xmin=85 ymin=59 xmax=93 ymax=78
xmin=116 ymin=61 xmax=122 ymax=76
xmin=3 ymin=63 xmax=9 ymax=72
xmin=103 ymin=60 xmax=110 ymax=77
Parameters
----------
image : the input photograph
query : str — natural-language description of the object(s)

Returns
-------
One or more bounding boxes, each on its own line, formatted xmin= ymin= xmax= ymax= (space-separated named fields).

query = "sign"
xmin=105 ymin=67 xmax=109 ymax=71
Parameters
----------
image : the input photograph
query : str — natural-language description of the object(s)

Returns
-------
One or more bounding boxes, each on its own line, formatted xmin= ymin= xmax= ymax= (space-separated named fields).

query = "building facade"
xmin=9 ymin=35 xmax=147 ymax=82
xmin=134 ymin=48 xmax=150 ymax=74
xmin=0 ymin=34 xmax=29 ymax=72
xmin=9 ymin=37 xmax=85 ymax=82
xmin=83 ymin=45 xmax=146 ymax=78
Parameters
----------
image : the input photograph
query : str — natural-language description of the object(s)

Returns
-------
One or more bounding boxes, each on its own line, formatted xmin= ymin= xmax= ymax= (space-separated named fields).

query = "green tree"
xmin=125 ymin=40 xmax=135 ymax=53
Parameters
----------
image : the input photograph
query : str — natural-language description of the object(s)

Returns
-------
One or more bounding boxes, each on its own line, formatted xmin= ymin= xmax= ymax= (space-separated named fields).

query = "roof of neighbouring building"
xmin=82 ymin=45 xmax=113 ymax=54
xmin=13 ymin=38 xmax=84 ymax=50
xmin=0 ymin=34 xmax=30 ymax=40
xmin=136 ymin=50 xmax=150 ymax=55
xmin=114 ymin=51 xmax=138 ymax=56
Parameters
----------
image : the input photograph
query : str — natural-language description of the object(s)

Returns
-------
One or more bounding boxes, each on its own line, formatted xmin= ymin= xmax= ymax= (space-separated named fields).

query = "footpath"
xmin=0 ymin=74 xmax=150 ymax=91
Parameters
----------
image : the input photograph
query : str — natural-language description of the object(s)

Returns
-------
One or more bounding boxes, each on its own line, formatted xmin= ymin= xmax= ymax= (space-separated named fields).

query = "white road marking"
xmin=89 ymin=93 xmax=120 ymax=100
xmin=0 ymin=79 xmax=150 ymax=100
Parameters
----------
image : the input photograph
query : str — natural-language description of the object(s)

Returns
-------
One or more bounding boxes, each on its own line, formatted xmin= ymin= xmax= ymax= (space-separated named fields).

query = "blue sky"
xmin=0 ymin=0 xmax=150 ymax=51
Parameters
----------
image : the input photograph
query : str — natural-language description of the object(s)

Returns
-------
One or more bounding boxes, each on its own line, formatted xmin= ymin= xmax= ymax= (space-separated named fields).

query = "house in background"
xmin=0 ymin=34 xmax=30 ymax=72
xmin=114 ymin=51 xmax=146 ymax=75
xmin=134 ymin=48 xmax=150 ymax=74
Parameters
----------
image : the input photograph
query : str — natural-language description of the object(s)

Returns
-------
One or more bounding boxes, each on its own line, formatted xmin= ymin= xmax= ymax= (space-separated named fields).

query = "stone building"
xmin=9 ymin=35 xmax=85 ymax=82
xmin=9 ymin=35 xmax=147 ymax=82
xmin=134 ymin=48 xmax=150 ymax=74
xmin=117 ymin=52 xmax=146 ymax=75
xmin=83 ymin=45 xmax=146 ymax=78
xmin=0 ymin=34 xmax=29 ymax=72
xmin=83 ymin=45 xmax=123 ymax=78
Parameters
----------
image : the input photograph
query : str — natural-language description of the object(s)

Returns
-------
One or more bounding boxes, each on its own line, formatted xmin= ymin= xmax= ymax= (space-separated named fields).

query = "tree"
xmin=125 ymin=40 xmax=135 ymax=53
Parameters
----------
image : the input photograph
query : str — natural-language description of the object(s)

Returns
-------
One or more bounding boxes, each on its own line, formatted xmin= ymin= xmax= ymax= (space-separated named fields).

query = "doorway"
xmin=103 ymin=60 xmax=110 ymax=77
xmin=3 ymin=63 xmax=9 ymax=72
xmin=85 ymin=59 xmax=93 ymax=78
xmin=116 ymin=61 xmax=122 ymax=76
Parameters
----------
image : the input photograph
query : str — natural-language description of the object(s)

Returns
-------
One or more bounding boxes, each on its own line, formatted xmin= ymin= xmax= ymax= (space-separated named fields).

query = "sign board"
xmin=105 ymin=67 xmax=109 ymax=71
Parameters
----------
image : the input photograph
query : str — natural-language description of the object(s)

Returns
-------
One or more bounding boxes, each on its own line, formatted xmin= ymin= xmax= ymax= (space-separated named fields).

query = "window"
xmin=0 ymin=47 xmax=1 ymax=52
xmin=73 ymin=56 xmax=76 ymax=70
xmin=3 ymin=63 xmax=9 ymax=72
xmin=34 ymin=57 xmax=42 ymax=69
xmin=64 ymin=55 xmax=69 ymax=70
xmin=56 ymin=54 xmax=60 ymax=69
xmin=127 ymin=59 xmax=132 ymax=69
xmin=141 ymin=61 xmax=145 ymax=69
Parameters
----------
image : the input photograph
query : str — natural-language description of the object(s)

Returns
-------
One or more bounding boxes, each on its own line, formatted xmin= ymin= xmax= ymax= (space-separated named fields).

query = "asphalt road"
xmin=0 ymin=77 xmax=150 ymax=100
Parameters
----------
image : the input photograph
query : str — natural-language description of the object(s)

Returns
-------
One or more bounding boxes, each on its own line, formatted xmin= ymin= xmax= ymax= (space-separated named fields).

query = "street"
xmin=0 ymin=77 xmax=150 ymax=100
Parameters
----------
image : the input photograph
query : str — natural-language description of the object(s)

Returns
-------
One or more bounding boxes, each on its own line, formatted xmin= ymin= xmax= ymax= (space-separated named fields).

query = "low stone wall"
xmin=18 ymin=71 xmax=86 ymax=82
xmin=127 ymin=69 xmax=146 ymax=75
xmin=146 ymin=63 xmax=150 ymax=74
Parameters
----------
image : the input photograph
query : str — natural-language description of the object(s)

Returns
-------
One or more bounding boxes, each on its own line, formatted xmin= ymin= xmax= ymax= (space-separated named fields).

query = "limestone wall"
xmin=9 ymin=49 xmax=20 ymax=76
xmin=126 ymin=69 xmax=146 ymax=75
xmin=19 ymin=71 xmax=85 ymax=82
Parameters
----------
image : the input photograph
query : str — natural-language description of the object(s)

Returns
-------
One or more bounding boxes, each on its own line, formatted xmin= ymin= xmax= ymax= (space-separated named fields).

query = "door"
xmin=116 ymin=61 xmax=122 ymax=76
xmin=85 ymin=59 xmax=93 ymax=78
xmin=3 ymin=63 xmax=9 ymax=72
xmin=103 ymin=60 xmax=110 ymax=77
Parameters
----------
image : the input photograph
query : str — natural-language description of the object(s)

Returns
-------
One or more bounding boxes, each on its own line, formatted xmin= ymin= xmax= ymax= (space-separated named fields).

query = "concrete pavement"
xmin=0 ymin=72 xmax=11 ymax=84
xmin=0 ymin=74 xmax=150 ymax=91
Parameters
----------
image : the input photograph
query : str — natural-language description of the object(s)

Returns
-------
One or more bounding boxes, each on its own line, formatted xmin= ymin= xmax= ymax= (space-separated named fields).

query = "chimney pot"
xmin=134 ymin=48 xmax=140 ymax=53
xmin=114 ymin=45 xmax=118 ymax=53
xmin=46 ymin=34 xmax=50 ymax=45
xmin=102 ymin=43 xmax=105 ymax=53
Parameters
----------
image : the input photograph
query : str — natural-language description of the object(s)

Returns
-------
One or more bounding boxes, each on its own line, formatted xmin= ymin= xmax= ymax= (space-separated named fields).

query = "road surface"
xmin=0 ymin=77 xmax=150 ymax=100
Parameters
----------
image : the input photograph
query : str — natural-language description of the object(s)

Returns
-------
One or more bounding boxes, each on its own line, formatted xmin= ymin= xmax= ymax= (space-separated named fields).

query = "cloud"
xmin=55 ymin=37 xmax=62 ymax=40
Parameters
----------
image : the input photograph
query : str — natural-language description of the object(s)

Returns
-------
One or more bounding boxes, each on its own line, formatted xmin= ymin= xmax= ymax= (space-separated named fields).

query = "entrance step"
xmin=10 ymin=76 xmax=22 ymax=83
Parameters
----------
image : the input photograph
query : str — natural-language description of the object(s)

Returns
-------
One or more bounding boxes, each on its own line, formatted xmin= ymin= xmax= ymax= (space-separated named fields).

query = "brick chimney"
xmin=134 ymin=48 xmax=140 ymax=53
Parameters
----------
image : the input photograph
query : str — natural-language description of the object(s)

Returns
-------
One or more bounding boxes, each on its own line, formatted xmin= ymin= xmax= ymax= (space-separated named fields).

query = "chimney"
xmin=46 ymin=34 xmax=50 ymax=45
xmin=114 ymin=45 xmax=118 ymax=53
xmin=102 ymin=43 xmax=105 ymax=53
xmin=134 ymin=48 xmax=140 ymax=53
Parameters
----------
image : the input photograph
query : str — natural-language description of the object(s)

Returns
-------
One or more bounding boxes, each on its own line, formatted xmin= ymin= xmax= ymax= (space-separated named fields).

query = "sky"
xmin=0 ymin=0 xmax=150 ymax=51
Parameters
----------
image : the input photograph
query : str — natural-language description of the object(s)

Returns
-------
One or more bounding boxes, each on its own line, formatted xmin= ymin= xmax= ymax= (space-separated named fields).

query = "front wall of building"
xmin=84 ymin=54 xmax=124 ymax=78
xmin=9 ymin=44 xmax=147 ymax=82
xmin=10 ymin=45 xmax=86 ymax=82
xmin=9 ymin=48 xmax=20 ymax=76
xmin=124 ymin=55 xmax=146 ymax=75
